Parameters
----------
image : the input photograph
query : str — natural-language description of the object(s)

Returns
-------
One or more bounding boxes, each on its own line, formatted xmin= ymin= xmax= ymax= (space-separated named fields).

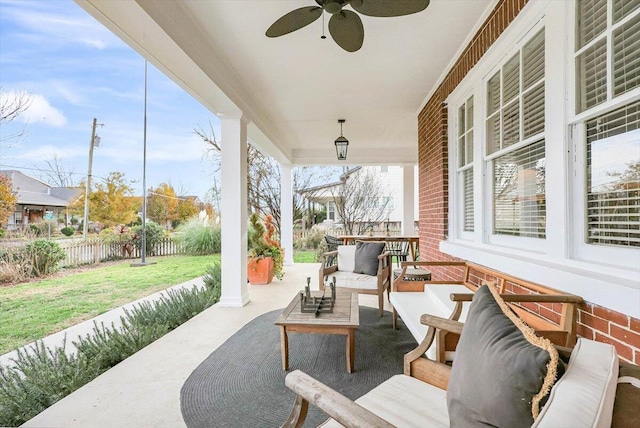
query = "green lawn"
xmin=293 ymin=250 xmax=317 ymax=263
xmin=0 ymin=255 xmax=219 ymax=355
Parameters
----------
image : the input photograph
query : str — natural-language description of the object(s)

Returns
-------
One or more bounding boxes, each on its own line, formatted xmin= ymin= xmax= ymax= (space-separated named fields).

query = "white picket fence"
xmin=58 ymin=237 xmax=184 ymax=267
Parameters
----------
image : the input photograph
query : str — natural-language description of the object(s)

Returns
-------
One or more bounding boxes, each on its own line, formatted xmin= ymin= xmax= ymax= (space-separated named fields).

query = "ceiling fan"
xmin=266 ymin=0 xmax=430 ymax=52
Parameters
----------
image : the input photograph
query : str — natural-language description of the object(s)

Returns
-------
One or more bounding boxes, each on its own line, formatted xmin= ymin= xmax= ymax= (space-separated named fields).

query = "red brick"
xmin=610 ymin=324 xmax=640 ymax=348
xmin=630 ymin=317 xmax=640 ymax=334
xmin=580 ymin=312 xmax=609 ymax=334
xmin=577 ymin=323 xmax=594 ymax=340
xmin=595 ymin=332 xmax=633 ymax=362
xmin=539 ymin=306 xmax=561 ymax=325
xmin=593 ymin=305 xmax=629 ymax=328
xmin=635 ymin=350 xmax=640 ymax=365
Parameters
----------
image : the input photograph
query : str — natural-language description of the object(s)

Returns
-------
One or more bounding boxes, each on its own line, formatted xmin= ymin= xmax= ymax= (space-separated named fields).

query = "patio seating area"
xmin=22 ymin=263 xmax=395 ymax=427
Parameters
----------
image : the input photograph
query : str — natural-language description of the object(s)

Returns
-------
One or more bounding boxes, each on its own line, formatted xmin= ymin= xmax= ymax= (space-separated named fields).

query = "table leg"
xmin=346 ymin=329 xmax=355 ymax=373
xmin=280 ymin=326 xmax=289 ymax=370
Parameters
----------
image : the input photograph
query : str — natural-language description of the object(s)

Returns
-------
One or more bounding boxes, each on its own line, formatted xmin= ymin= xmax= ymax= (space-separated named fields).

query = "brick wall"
xmin=416 ymin=0 xmax=640 ymax=363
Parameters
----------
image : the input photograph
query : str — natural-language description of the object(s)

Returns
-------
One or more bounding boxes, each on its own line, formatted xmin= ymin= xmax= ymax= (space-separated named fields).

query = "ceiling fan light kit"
xmin=266 ymin=0 xmax=430 ymax=52
xmin=335 ymin=119 xmax=349 ymax=160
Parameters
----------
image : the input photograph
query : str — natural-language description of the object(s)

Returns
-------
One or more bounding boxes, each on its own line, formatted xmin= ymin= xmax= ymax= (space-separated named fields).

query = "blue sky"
xmin=0 ymin=0 xmax=219 ymax=199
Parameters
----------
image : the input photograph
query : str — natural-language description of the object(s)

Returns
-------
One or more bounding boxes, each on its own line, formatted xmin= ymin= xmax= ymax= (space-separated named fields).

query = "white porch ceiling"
xmin=76 ymin=0 xmax=492 ymax=165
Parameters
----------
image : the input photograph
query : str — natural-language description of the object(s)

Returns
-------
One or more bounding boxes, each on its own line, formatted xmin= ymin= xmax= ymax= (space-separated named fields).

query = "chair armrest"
xmin=402 ymin=314 xmax=458 ymax=387
xmin=420 ymin=314 xmax=464 ymax=335
xmin=377 ymin=251 xmax=391 ymax=261
xmin=282 ymin=370 xmax=394 ymax=428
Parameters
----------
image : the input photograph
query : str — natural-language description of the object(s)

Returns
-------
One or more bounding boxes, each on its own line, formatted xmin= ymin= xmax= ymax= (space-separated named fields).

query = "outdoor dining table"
xmin=337 ymin=235 xmax=419 ymax=261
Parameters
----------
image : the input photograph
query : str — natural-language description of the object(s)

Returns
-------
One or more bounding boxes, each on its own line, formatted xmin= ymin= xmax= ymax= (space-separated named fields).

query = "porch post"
xmin=280 ymin=163 xmax=294 ymax=266
xmin=219 ymin=114 xmax=250 ymax=307
xmin=402 ymin=164 xmax=415 ymax=235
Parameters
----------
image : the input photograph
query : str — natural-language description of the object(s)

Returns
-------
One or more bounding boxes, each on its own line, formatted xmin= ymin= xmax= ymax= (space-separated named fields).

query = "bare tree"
xmin=331 ymin=168 xmax=392 ymax=235
xmin=38 ymin=154 xmax=76 ymax=187
xmin=0 ymin=87 xmax=32 ymax=144
xmin=195 ymin=121 xmax=335 ymax=234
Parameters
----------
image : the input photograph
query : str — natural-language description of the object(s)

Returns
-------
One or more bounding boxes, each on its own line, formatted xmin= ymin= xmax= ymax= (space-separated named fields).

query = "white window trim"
xmin=568 ymin=0 xmax=640 ymax=269
xmin=444 ymin=0 xmax=640 ymax=318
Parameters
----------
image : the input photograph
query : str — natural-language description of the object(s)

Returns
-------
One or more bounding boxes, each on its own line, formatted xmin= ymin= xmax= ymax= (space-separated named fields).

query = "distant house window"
xmin=380 ymin=166 xmax=388 ymax=173
xmin=327 ymin=201 xmax=336 ymax=221
xmin=383 ymin=196 xmax=394 ymax=209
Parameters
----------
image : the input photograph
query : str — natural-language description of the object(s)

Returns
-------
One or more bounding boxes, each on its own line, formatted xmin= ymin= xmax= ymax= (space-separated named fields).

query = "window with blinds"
xmin=484 ymin=28 xmax=546 ymax=239
xmin=457 ymin=97 xmax=474 ymax=232
xmin=586 ymin=100 xmax=640 ymax=248
xmin=486 ymin=29 xmax=545 ymax=155
xmin=576 ymin=0 xmax=640 ymax=113
xmin=458 ymin=96 xmax=474 ymax=232
xmin=493 ymin=140 xmax=546 ymax=238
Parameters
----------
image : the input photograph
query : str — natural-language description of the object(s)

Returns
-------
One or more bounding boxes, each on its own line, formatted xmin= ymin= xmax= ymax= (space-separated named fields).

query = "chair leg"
xmin=392 ymin=307 xmax=398 ymax=330
xmin=378 ymin=293 xmax=384 ymax=317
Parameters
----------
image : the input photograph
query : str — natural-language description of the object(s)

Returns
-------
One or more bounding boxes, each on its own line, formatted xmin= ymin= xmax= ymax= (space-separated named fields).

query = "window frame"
xmin=442 ymin=0 xmax=640 ymax=319
xmin=568 ymin=0 xmax=640 ymax=268
xmin=454 ymin=95 xmax=476 ymax=240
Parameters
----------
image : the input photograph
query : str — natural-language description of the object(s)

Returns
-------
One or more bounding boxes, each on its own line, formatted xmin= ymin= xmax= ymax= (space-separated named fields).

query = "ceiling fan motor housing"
xmin=321 ymin=0 xmax=347 ymax=15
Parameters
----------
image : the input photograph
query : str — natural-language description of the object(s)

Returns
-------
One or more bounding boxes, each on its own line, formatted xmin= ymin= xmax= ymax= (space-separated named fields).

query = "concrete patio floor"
xmin=23 ymin=262 xmax=394 ymax=427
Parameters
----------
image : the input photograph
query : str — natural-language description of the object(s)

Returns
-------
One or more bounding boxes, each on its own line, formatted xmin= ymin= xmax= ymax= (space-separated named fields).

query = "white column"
xmin=402 ymin=164 xmax=415 ymax=235
xmin=219 ymin=115 xmax=250 ymax=307
xmin=280 ymin=163 xmax=294 ymax=266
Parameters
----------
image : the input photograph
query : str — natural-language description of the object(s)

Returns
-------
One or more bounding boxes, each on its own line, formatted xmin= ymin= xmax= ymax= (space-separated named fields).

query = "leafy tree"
xmin=177 ymin=197 xmax=199 ymax=222
xmin=147 ymin=182 xmax=179 ymax=228
xmin=331 ymin=168 xmax=393 ymax=235
xmin=70 ymin=172 xmax=137 ymax=227
xmin=0 ymin=174 xmax=17 ymax=226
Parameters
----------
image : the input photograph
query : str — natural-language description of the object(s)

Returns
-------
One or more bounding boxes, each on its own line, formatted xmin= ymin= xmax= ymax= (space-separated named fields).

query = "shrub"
xmin=132 ymin=221 xmax=164 ymax=256
xmin=0 ymin=281 xmax=220 ymax=426
xmin=29 ymin=224 xmax=43 ymax=236
xmin=297 ymin=227 xmax=325 ymax=250
xmin=175 ymin=218 xmax=221 ymax=255
xmin=0 ymin=228 xmax=5 ymax=239
xmin=202 ymin=263 xmax=222 ymax=301
xmin=60 ymin=227 xmax=74 ymax=237
xmin=24 ymin=240 xmax=65 ymax=277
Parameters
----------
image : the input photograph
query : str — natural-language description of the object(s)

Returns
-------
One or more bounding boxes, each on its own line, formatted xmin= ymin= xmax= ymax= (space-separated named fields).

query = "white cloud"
xmin=18 ymin=144 xmax=85 ymax=161
xmin=2 ymin=1 xmax=119 ymax=51
xmin=16 ymin=93 xmax=68 ymax=127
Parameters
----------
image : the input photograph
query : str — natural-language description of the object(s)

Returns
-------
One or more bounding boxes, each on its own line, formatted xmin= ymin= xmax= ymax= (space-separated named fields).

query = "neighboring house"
xmin=299 ymin=165 xmax=419 ymax=232
xmin=0 ymin=170 xmax=82 ymax=230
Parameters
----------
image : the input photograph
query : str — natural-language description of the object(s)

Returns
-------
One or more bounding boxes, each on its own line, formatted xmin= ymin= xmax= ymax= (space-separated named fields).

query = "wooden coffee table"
xmin=275 ymin=291 xmax=359 ymax=373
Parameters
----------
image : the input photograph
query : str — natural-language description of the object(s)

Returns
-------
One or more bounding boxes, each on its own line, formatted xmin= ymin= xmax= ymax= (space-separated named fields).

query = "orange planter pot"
xmin=247 ymin=257 xmax=274 ymax=285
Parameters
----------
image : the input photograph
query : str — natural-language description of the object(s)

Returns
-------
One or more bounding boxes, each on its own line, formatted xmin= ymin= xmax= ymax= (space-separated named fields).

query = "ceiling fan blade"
xmin=328 ymin=10 xmax=364 ymax=52
xmin=350 ymin=0 xmax=430 ymax=17
xmin=266 ymin=6 xmax=323 ymax=37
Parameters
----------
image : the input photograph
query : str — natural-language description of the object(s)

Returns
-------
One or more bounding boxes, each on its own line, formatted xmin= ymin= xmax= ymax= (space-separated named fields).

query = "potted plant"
xmin=247 ymin=213 xmax=284 ymax=284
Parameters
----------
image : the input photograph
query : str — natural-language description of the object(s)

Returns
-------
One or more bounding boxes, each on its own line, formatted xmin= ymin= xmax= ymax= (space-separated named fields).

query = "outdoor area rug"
xmin=180 ymin=306 xmax=416 ymax=428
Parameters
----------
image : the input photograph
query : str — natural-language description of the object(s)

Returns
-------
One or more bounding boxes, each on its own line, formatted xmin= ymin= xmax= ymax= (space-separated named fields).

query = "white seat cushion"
xmin=331 ymin=271 xmax=378 ymax=290
xmin=321 ymin=374 xmax=449 ymax=428
xmin=390 ymin=285 xmax=471 ymax=360
xmin=534 ymin=338 xmax=619 ymax=428
xmin=337 ymin=245 xmax=356 ymax=272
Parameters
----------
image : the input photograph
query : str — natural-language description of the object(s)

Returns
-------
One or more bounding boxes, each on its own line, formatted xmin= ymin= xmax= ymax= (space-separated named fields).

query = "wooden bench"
xmin=282 ymin=314 xmax=640 ymax=428
xmin=390 ymin=261 xmax=583 ymax=362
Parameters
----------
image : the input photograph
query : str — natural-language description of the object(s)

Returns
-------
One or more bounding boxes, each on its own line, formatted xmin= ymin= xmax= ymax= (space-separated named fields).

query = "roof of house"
xmin=297 ymin=167 xmax=362 ymax=195
xmin=0 ymin=170 xmax=83 ymax=207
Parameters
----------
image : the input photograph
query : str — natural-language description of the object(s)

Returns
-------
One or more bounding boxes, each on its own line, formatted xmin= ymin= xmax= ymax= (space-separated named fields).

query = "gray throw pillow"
xmin=353 ymin=241 xmax=385 ymax=276
xmin=447 ymin=285 xmax=564 ymax=427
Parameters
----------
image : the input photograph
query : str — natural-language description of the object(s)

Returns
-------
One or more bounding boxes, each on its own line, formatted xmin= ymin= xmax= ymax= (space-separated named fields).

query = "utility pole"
xmin=82 ymin=118 xmax=103 ymax=240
